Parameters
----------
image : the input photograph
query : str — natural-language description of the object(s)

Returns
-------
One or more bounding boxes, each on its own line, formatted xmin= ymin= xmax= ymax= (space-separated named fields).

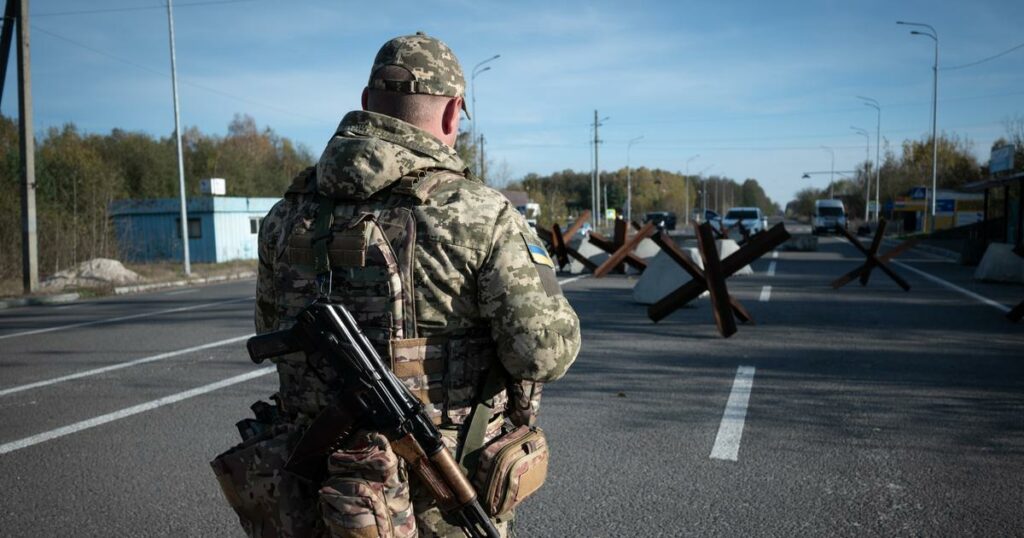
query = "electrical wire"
xmin=943 ymin=41 xmax=1024 ymax=71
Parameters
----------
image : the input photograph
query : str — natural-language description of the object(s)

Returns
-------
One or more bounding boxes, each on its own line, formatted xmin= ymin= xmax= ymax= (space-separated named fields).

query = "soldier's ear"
xmin=441 ymin=97 xmax=461 ymax=136
xmin=361 ymin=87 xmax=369 ymax=111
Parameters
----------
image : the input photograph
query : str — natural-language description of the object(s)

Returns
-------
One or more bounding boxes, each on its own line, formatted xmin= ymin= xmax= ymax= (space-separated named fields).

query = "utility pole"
xmin=166 ymin=0 xmax=190 ymax=275
xmin=852 ymin=126 xmax=870 ymax=222
xmin=684 ymin=154 xmax=699 ymax=224
xmin=591 ymin=111 xmax=608 ymax=227
xmin=5 ymin=0 xmax=39 ymax=292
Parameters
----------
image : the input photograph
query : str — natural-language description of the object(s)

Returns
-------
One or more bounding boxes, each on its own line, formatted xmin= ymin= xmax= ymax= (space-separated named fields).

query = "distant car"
xmin=703 ymin=209 xmax=723 ymax=232
xmin=722 ymin=207 xmax=767 ymax=235
xmin=644 ymin=211 xmax=677 ymax=231
xmin=812 ymin=199 xmax=847 ymax=235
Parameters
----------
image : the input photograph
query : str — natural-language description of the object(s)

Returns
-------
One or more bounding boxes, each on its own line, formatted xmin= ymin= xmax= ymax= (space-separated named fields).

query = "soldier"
xmin=212 ymin=32 xmax=580 ymax=538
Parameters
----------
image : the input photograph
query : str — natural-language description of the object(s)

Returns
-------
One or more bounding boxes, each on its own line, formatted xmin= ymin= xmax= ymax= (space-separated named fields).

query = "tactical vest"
xmin=270 ymin=167 xmax=507 ymax=429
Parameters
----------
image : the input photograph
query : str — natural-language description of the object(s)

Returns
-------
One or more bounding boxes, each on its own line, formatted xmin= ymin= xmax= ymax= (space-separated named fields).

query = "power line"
xmin=34 ymin=0 xmax=262 ymax=17
xmin=943 ymin=41 xmax=1024 ymax=71
xmin=30 ymin=24 xmax=320 ymax=123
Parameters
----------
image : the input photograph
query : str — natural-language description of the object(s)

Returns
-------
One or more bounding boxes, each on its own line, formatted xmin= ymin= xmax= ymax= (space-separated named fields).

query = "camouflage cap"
xmin=368 ymin=32 xmax=470 ymax=118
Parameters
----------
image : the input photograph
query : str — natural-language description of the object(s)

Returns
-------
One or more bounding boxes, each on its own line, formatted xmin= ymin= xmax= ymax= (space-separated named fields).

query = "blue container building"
xmin=109 ymin=197 xmax=280 ymax=263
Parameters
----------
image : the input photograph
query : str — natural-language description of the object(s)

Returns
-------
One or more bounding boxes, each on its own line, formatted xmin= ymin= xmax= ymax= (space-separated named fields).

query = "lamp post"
xmin=626 ymin=135 xmax=644 ymax=223
xmin=851 ymin=126 xmax=870 ymax=222
xmin=858 ymin=96 xmax=881 ymax=222
xmin=699 ymin=164 xmax=714 ymax=216
xmin=471 ymin=54 xmax=500 ymax=179
xmin=821 ymin=146 xmax=835 ymax=198
xmin=898 ymin=21 xmax=938 ymax=232
xmin=685 ymin=154 xmax=699 ymax=224
xmin=166 ymin=0 xmax=190 ymax=276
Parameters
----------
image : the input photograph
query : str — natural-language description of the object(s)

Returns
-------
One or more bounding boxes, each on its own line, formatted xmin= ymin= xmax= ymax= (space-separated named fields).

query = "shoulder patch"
xmin=523 ymin=234 xmax=554 ymax=268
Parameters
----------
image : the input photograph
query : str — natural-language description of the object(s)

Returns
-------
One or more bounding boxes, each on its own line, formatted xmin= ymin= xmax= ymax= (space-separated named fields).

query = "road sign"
xmin=991 ymin=145 xmax=1015 ymax=174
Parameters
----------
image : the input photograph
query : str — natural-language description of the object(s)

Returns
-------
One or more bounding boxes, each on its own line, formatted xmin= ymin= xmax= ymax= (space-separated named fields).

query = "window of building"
xmin=175 ymin=218 xmax=202 ymax=239
xmin=250 ymin=217 xmax=263 ymax=235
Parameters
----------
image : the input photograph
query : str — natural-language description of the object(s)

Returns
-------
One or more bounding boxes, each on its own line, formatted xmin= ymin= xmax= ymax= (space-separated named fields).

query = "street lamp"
xmin=851 ymin=126 xmax=870 ymax=222
xmin=626 ymin=135 xmax=644 ymax=223
xmin=699 ymin=164 xmax=714 ymax=215
xmin=471 ymin=54 xmax=500 ymax=179
xmin=821 ymin=146 xmax=835 ymax=198
xmin=898 ymin=20 xmax=938 ymax=232
xmin=684 ymin=154 xmax=699 ymax=224
xmin=858 ymin=96 xmax=881 ymax=222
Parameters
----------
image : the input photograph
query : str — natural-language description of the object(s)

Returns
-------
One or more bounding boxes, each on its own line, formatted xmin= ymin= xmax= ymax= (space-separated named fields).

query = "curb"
xmin=0 ymin=292 xmax=81 ymax=310
xmin=113 ymin=271 xmax=256 ymax=295
xmin=0 ymin=272 xmax=256 ymax=309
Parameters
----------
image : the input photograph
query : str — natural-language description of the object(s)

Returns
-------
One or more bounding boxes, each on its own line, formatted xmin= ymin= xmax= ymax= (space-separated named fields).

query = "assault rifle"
xmin=246 ymin=301 xmax=499 ymax=538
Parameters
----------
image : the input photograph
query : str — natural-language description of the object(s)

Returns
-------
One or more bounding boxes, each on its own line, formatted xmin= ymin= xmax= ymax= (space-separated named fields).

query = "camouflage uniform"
xmin=239 ymin=33 xmax=580 ymax=538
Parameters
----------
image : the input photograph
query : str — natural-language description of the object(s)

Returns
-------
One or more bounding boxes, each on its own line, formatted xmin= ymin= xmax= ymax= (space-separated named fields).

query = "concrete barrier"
xmin=632 ymin=249 xmax=706 ymax=305
xmin=974 ymin=243 xmax=1024 ymax=284
xmin=781 ymin=234 xmax=819 ymax=252
xmin=716 ymin=239 xmax=753 ymax=276
xmin=568 ymin=240 xmax=610 ymax=274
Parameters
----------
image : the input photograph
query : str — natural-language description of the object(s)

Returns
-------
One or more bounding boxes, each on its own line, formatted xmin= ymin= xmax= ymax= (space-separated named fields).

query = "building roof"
xmin=500 ymin=190 xmax=531 ymax=206
xmin=961 ymin=171 xmax=1024 ymax=192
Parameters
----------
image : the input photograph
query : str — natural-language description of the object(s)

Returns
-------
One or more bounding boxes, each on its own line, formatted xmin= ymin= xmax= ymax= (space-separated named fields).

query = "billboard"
xmin=990 ymin=145 xmax=1015 ymax=174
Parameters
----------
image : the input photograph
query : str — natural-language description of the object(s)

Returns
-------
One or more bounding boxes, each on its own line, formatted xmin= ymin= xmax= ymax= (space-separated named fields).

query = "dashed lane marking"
xmin=759 ymin=286 xmax=772 ymax=302
xmin=0 ymin=297 xmax=252 ymax=341
xmin=772 ymin=251 xmax=779 ymax=259
xmin=0 ymin=367 xmax=276 ymax=456
xmin=0 ymin=335 xmax=253 ymax=398
xmin=766 ymin=261 xmax=777 ymax=277
xmin=710 ymin=365 xmax=756 ymax=462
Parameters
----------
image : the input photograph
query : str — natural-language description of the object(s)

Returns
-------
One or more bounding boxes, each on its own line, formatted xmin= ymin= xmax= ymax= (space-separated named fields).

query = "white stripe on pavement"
xmin=0 ymin=334 xmax=254 ymax=398
xmin=557 ymin=275 xmax=590 ymax=286
xmin=759 ymin=286 xmax=772 ymax=302
xmin=710 ymin=365 xmax=756 ymax=462
xmin=0 ymin=367 xmax=275 ymax=456
xmin=892 ymin=261 xmax=1010 ymax=314
xmin=766 ymin=261 xmax=777 ymax=277
xmin=772 ymin=251 xmax=779 ymax=259
xmin=0 ymin=297 xmax=252 ymax=341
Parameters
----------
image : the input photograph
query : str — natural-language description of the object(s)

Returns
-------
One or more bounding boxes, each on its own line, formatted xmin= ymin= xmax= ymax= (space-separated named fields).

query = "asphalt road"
xmin=1 ymin=228 xmax=1022 ymax=537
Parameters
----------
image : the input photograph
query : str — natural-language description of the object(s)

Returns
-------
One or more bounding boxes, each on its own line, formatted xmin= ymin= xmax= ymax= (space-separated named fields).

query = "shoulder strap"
xmin=311 ymin=195 xmax=336 ymax=297
xmin=458 ymin=365 xmax=506 ymax=472
xmin=392 ymin=168 xmax=464 ymax=204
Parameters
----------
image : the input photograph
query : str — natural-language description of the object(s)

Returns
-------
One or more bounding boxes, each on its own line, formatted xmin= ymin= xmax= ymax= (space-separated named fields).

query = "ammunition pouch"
xmin=471 ymin=425 xmax=549 ymax=517
xmin=210 ymin=420 xmax=320 ymax=537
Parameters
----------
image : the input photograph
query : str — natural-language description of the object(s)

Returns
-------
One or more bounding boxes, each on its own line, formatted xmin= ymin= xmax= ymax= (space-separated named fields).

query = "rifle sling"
xmin=458 ymin=365 xmax=506 ymax=474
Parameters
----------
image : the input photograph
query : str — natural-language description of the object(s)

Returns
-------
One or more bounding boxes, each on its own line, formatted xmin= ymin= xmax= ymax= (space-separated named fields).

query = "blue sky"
xmin=3 ymin=0 xmax=1023 ymax=205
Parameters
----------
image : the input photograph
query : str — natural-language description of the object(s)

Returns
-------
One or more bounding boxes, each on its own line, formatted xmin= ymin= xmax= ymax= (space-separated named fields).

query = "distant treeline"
xmin=0 ymin=114 xmax=313 ymax=279
xmin=508 ymin=168 xmax=782 ymax=229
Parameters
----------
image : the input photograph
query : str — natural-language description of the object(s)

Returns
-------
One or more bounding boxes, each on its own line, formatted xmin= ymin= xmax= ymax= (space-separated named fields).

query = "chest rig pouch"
xmin=273 ymin=169 xmax=506 ymax=431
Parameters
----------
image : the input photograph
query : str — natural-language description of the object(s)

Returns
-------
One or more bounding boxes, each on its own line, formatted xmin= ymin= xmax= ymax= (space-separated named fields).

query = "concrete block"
xmin=568 ymin=240 xmax=609 ymax=274
xmin=715 ymin=239 xmax=753 ymax=276
xmin=632 ymin=249 xmax=707 ymax=305
xmin=973 ymin=243 xmax=1024 ymax=284
xmin=781 ymin=234 xmax=819 ymax=252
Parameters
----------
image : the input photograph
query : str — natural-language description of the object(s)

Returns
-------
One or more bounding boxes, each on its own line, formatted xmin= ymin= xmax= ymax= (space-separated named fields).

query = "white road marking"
xmin=0 ymin=334 xmax=253 ymax=398
xmin=892 ymin=261 xmax=1011 ymax=313
xmin=772 ymin=251 xmax=779 ymax=259
xmin=766 ymin=261 xmax=777 ymax=277
xmin=557 ymin=275 xmax=590 ymax=286
xmin=0 ymin=297 xmax=252 ymax=341
xmin=759 ymin=286 xmax=772 ymax=302
xmin=710 ymin=365 xmax=756 ymax=462
xmin=0 ymin=367 xmax=275 ymax=456
xmin=164 ymin=289 xmax=199 ymax=296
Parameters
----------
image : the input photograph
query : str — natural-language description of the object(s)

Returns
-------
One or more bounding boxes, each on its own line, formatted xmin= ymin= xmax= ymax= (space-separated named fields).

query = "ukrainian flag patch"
xmin=524 ymin=235 xmax=554 ymax=268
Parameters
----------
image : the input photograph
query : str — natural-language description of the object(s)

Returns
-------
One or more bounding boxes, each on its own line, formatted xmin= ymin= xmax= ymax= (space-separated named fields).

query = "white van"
xmin=812 ymin=199 xmax=846 ymax=235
